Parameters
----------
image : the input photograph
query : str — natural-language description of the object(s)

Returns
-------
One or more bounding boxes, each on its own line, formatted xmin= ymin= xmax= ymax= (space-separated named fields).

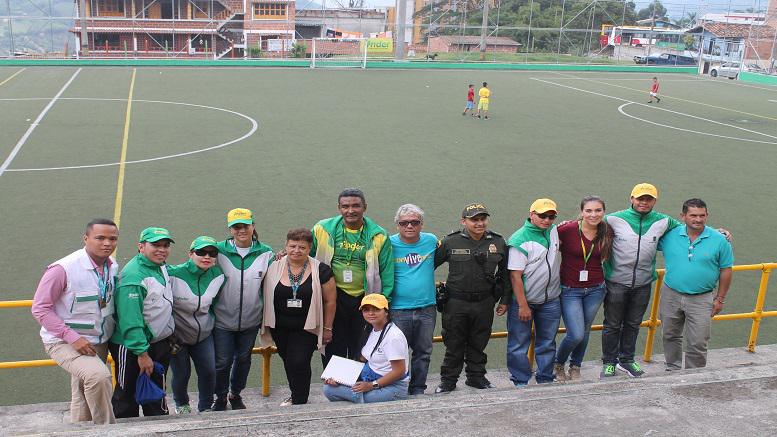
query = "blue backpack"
xmin=135 ymin=362 xmax=166 ymax=405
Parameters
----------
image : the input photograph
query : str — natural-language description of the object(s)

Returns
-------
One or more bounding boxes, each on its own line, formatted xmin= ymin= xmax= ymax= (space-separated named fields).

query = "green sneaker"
xmin=600 ymin=363 xmax=616 ymax=378
xmin=617 ymin=362 xmax=645 ymax=378
xmin=175 ymin=404 xmax=192 ymax=415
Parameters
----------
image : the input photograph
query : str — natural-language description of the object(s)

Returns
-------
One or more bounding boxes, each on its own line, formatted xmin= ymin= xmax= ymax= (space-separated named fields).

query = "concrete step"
xmin=4 ymin=345 xmax=777 ymax=435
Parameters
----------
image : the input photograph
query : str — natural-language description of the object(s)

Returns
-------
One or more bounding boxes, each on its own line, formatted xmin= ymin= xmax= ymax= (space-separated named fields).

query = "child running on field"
xmin=475 ymin=82 xmax=490 ymax=119
xmin=648 ymin=77 xmax=661 ymax=103
xmin=463 ymin=84 xmax=475 ymax=116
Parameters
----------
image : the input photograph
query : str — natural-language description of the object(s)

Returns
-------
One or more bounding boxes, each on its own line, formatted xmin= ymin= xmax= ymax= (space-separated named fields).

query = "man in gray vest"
xmin=31 ymin=218 xmax=119 ymax=424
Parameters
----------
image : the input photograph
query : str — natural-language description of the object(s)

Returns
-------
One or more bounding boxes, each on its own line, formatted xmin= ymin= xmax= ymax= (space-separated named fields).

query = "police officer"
xmin=434 ymin=203 xmax=511 ymax=393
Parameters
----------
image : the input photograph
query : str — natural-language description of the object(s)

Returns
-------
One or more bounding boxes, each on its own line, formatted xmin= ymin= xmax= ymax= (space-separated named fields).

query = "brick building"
xmin=72 ymin=0 xmax=296 ymax=58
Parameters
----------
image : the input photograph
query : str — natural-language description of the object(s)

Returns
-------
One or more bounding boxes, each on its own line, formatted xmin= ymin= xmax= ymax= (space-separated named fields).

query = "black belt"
xmin=448 ymin=290 xmax=493 ymax=302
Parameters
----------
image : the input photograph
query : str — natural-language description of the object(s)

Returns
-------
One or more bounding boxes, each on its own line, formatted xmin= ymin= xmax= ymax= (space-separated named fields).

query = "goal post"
xmin=310 ymin=38 xmax=368 ymax=69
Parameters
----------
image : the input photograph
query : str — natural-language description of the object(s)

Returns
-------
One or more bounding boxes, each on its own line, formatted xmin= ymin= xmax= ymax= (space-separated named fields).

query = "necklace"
xmin=287 ymin=259 xmax=309 ymax=298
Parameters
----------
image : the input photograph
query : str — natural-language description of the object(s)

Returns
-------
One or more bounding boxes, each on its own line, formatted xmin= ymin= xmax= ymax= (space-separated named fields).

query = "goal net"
xmin=310 ymin=38 xmax=368 ymax=69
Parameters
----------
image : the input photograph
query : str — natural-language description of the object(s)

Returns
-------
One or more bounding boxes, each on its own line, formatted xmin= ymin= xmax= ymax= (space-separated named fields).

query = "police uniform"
xmin=434 ymin=204 xmax=511 ymax=392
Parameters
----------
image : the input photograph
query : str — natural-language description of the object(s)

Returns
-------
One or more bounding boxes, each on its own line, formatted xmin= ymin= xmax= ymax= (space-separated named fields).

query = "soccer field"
xmin=0 ymin=66 xmax=775 ymax=406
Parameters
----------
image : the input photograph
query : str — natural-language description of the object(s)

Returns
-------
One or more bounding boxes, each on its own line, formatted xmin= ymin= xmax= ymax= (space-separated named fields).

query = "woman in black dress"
xmin=260 ymin=228 xmax=336 ymax=406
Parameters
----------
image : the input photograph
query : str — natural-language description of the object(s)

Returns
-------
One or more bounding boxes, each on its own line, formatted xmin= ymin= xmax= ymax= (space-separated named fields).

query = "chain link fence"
xmin=1 ymin=0 xmax=775 ymax=71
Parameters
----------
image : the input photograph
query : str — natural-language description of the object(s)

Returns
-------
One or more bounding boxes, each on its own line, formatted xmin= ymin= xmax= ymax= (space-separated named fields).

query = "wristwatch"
xmin=372 ymin=381 xmax=380 ymax=390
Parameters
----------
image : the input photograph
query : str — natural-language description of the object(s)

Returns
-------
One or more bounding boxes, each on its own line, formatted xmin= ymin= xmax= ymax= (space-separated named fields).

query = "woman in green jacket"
xmin=168 ymin=236 xmax=225 ymax=414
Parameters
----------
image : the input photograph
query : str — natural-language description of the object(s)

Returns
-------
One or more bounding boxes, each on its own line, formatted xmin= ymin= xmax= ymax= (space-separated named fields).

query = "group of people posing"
xmin=31 ymin=184 xmax=733 ymax=425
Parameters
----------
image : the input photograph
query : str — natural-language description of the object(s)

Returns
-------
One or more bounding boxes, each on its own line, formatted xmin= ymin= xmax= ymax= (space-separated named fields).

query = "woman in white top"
xmin=323 ymin=293 xmax=409 ymax=403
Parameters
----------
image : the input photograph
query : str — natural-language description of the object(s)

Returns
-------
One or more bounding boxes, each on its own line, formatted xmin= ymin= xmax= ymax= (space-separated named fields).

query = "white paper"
xmin=321 ymin=355 xmax=364 ymax=387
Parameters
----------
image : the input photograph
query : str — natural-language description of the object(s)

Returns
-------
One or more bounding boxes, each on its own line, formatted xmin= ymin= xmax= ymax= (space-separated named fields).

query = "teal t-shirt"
xmin=659 ymin=225 xmax=733 ymax=294
xmin=389 ymin=232 xmax=437 ymax=310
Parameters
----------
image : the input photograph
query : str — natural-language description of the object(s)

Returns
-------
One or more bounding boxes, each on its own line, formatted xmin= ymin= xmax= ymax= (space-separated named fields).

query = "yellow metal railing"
xmin=1 ymin=263 xmax=775 ymax=397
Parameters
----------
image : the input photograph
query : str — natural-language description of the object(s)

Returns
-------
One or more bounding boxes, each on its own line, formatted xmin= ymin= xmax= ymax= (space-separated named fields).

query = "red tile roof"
xmin=701 ymin=22 xmax=775 ymax=38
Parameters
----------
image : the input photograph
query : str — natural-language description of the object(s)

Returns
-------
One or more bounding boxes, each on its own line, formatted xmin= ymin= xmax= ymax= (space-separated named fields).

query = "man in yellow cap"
xmin=502 ymin=199 xmax=562 ymax=386
xmin=599 ymin=183 xmax=677 ymax=378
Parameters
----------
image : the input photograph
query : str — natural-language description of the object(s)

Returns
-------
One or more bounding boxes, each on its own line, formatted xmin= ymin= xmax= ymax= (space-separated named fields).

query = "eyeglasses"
xmin=194 ymin=248 xmax=219 ymax=257
xmin=536 ymin=213 xmax=557 ymax=220
xmin=398 ymin=220 xmax=422 ymax=227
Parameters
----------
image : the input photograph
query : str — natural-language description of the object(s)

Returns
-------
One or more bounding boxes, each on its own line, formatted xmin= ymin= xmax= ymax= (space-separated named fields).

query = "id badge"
xmin=579 ymin=270 xmax=589 ymax=282
xmin=287 ymin=299 xmax=303 ymax=308
xmin=343 ymin=269 xmax=353 ymax=283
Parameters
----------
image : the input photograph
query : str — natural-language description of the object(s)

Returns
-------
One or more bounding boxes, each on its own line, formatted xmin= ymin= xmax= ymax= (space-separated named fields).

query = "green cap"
xmin=138 ymin=227 xmax=175 ymax=244
xmin=190 ymin=236 xmax=218 ymax=251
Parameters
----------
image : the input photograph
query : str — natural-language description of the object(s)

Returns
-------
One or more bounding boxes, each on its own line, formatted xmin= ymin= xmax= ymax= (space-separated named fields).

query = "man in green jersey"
xmin=311 ymin=188 xmax=394 ymax=365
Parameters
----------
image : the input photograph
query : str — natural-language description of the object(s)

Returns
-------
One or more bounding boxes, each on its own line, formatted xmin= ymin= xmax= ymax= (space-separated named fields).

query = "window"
xmin=253 ymin=2 xmax=287 ymax=19
xmin=97 ymin=0 xmax=124 ymax=14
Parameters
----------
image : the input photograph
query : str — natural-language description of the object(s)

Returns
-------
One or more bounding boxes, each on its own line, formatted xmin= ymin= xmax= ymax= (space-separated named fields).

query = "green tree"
xmin=674 ymin=11 xmax=697 ymax=28
xmin=637 ymin=0 xmax=667 ymax=20
xmin=414 ymin=0 xmax=637 ymax=53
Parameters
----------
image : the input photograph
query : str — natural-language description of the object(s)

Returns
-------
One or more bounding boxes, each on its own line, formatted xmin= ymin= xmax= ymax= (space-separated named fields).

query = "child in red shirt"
xmin=462 ymin=84 xmax=475 ymax=116
xmin=648 ymin=77 xmax=661 ymax=103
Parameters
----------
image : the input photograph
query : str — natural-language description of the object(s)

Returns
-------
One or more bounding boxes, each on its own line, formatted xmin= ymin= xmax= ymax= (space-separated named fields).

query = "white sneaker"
xmin=279 ymin=397 xmax=293 ymax=407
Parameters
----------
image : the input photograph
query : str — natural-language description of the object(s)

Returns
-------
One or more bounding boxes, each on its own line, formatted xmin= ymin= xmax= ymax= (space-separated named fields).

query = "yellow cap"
xmin=630 ymin=183 xmax=658 ymax=199
xmin=530 ymin=198 xmax=557 ymax=214
xmin=227 ymin=208 xmax=254 ymax=227
xmin=359 ymin=293 xmax=389 ymax=310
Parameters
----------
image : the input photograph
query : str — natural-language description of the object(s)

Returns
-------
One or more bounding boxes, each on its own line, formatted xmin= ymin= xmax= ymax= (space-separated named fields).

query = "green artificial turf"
xmin=0 ymin=66 xmax=774 ymax=405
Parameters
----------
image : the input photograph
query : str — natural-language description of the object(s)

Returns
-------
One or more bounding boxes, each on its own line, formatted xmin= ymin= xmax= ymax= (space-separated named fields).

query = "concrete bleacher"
xmin=4 ymin=345 xmax=777 ymax=436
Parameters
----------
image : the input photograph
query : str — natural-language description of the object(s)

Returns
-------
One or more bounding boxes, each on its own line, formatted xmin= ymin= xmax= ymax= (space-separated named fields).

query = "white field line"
xmin=531 ymin=77 xmax=777 ymax=143
xmin=707 ymin=77 xmax=777 ymax=93
xmin=549 ymin=71 xmax=777 ymax=122
xmin=770 ymin=100 xmax=777 ymax=103
xmin=618 ymin=103 xmax=777 ymax=145
xmin=0 ymin=68 xmax=81 ymax=177
xmin=543 ymin=77 xmax=705 ymax=82
xmin=0 ymin=97 xmax=258 ymax=172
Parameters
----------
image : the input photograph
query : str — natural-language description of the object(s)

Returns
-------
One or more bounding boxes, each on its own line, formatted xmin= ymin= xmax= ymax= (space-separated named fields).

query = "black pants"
xmin=271 ymin=327 xmax=318 ymax=404
xmin=323 ymin=288 xmax=366 ymax=366
xmin=440 ymin=296 xmax=495 ymax=385
xmin=109 ymin=339 xmax=171 ymax=418
xmin=601 ymin=281 xmax=653 ymax=364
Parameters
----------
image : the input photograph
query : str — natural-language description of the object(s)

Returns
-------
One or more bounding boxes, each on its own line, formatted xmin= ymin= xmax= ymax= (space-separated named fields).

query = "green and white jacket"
xmin=214 ymin=238 xmax=274 ymax=331
xmin=111 ymin=253 xmax=175 ymax=355
xmin=168 ymin=259 xmax=225 ymax=345
xmin=507 ymin=220 xmax=561 ymax=304
xmin=604 ymin=207 xmax=681 ymax=288
xmin=311 ymin=215 xmax=394 ymax=299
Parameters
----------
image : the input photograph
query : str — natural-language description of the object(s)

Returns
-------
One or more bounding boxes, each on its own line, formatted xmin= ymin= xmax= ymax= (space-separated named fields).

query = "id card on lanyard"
xmin=93 ymin=263 xmax=111 ymax=309
xmin=342 ymin=226 xmax=365 ymax=284
xmin=287 ymin=259 xmax=308 ymax=308
xmin=578 ymin=222 xmax=595 ymax=283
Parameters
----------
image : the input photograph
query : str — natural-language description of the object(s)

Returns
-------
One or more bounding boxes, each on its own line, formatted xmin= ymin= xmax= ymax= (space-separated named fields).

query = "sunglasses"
xmin=536 ymin=213 xmax=557 ymax=220
xmin=398 ymin=220 xmax=422 ymax=227
xmin=194 ymin=248 xmax=219 ymax=257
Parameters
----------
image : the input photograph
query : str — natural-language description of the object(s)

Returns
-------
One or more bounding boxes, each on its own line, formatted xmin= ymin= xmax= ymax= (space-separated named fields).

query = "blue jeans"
xmin=170 ymin=335 xmax=216 ymax=412
xmin=213 ymin=326 xmax=259 ymax=398
xmin=506 ymin=297 xmax=561 ymax=384
xmin=555 ymin=283 xmax=606 ymax=367
xmin=323 ymin=379 xmax=409 ymax=404
xmin=391 ymin=305 xmax=436 ymax=394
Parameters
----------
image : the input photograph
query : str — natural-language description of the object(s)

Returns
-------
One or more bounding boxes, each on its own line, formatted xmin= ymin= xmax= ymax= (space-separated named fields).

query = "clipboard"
xmin=321 ymin=355 xmax=364 ymax=387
